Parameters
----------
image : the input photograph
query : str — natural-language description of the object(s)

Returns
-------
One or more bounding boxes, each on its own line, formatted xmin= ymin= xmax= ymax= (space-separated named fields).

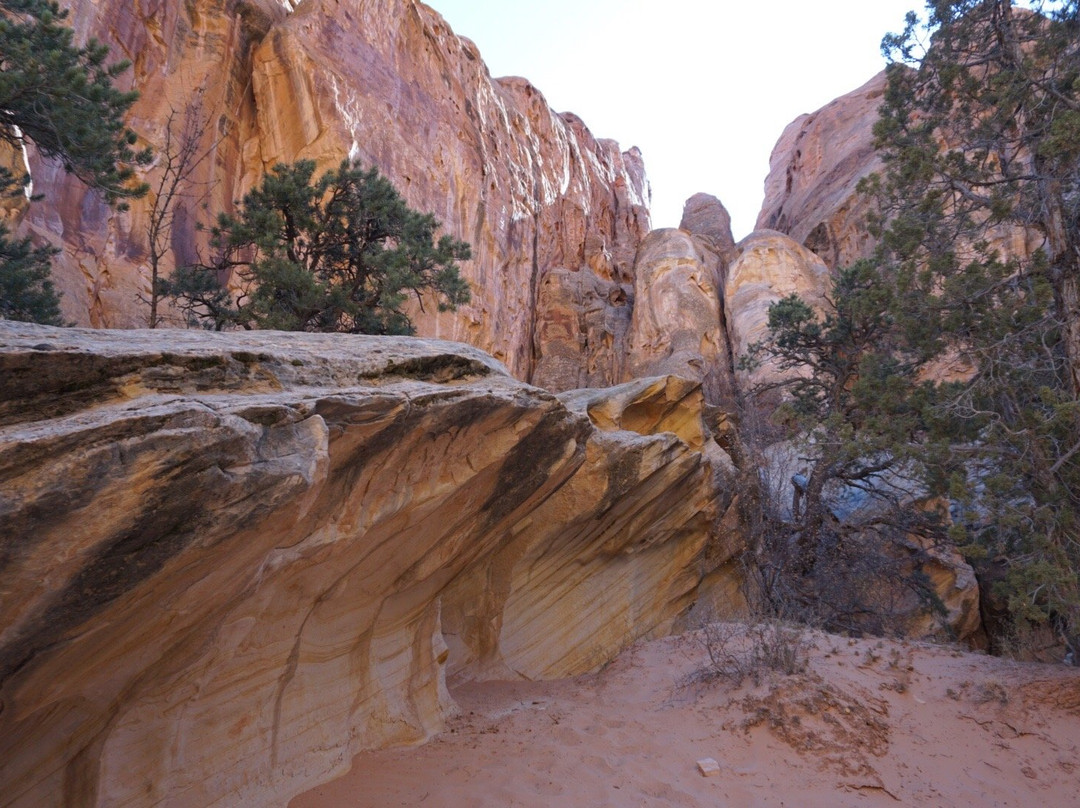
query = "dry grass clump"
xmin=687 ymin=619 xmax=810 ymax=687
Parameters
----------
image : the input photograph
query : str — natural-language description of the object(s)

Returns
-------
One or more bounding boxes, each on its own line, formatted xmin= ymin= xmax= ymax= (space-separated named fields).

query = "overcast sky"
xmin=426 ymin=0 xmax=921 ymax=239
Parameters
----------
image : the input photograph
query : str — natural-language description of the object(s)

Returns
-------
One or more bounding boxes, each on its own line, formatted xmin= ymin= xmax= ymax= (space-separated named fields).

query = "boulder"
xmin=0 ymin=321 xmax=734 ymax=808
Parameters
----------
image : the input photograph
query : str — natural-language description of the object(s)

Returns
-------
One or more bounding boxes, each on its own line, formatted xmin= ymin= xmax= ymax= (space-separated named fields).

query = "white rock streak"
xmin=11 ymin=124 xmax=32 ymax=198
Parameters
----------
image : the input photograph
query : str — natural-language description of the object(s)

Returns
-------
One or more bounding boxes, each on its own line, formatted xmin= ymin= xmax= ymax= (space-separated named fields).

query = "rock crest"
xmin=0 ymin=322 xmax=734 ymax=808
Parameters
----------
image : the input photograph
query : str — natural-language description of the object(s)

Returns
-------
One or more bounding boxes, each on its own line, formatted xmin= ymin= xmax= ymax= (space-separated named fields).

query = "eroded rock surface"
xmin=756 ymin=72 xmax=887 ymax=268
xmin=249 ymin=6 xmax=650 ymax=379
xmin=680 ymin=192 xmax=736 ymax=260
xmin=724 ymin=230 xmax=830 ymax=392
xmin=626 ymin=229 xmax=735 ymax=405
xmin=23 ymin=0 xmax=650 ymax=386
xmin=530 ymin=266 xmax=633 ymax=393
xmin=0 ymin=321 xmax=732 ymax=808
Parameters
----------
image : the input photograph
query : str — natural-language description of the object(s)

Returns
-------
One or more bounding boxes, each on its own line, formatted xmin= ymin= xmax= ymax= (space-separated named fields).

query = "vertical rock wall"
xmin=246 ymin=2 xmax=652 ymax=382
xmin=20 ymin=0 xmax=287 ymax=327
xmin=19 ymin=0 xmax=650 ymax=387
xmin=755 ymin=71 xmax=887 ymax=269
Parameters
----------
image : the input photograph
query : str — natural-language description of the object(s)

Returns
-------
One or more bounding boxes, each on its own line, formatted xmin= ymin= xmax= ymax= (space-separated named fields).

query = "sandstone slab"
xmin=0 ymin=322 xmax=732 ymax=808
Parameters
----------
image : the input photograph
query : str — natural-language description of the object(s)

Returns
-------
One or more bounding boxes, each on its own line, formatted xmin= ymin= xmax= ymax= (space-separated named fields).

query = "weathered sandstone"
xmin=0 ymin=321 xmax=731 ymax=808
xmin=626 ymin=229 xmax=735 ymax=406
xmin=530 ymin=266 xmax=634 ymax=393
xmin=22 ymin=0 xmax=650 ymax=387
xmin=21 ymin=0 xmax=287 ymax=328
xmin=724 ymin=230 xmax=830 ymax=392
xmin=680 ymin=192 xmax=736 ymax=261
xmin=756 ymin=72 xmax=887 ymax=268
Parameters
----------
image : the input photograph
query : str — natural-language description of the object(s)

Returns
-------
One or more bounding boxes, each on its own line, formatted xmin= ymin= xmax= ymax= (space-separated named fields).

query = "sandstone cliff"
xmin=0 ymin=321 xmax=734 ymax=808
xmin=21 ymin=0 xmax=287 ymax=328
xmin=20 ymin=0 xmax=649 ymax=389
xmin=755 ymin=72 xmax=887 ymax=269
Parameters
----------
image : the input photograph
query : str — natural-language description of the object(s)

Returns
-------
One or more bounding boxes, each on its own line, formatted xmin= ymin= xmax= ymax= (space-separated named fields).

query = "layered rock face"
xmin=252 ymin=5 xmax=650 ymax=380
xmin=625 ymin=229 xmax=735 ymax=405
xmin=21 ymin=0 xmax=649 ymax=387
xmin=22 ymin=0 xmax=288 ymax=328
xmin=724 ymin=230 xmax=830 ymax=391
xmin=0 ymin=322 xmax=734 ymax=808
xmin=756 ymin=72 xmax=887 ymax=268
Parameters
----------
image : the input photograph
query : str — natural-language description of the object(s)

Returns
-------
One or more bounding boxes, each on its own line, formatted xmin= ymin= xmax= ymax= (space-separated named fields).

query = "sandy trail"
xmin=292 ymin=627 xmax=1080 ymax=807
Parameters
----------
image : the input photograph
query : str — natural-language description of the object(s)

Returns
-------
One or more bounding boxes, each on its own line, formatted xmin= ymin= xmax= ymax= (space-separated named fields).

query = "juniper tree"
xmin=747 ymin=0 xmax=1080 ymax=648
xmin=741 ymin=263 xmax=956 ymax=633
xmin=166 ymin=159 xmax=472 ymax=334
xmin=871 ymin=0 xmax=1080 ymax=648
xmin=875 ymin=0 xmax=1080 ymax=393
xmin=0 ymin=0 xmax=149 ymax=323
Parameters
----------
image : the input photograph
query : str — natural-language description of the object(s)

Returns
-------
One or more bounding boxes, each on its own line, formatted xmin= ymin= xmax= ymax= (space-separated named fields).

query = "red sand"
xmin=292 ymin=627 xmax=1080 ymax=807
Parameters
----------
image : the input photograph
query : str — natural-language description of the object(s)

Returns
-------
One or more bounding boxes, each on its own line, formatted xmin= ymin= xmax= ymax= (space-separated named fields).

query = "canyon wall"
xmin=20 ymin=0 xmax=649 ymax=388
xmin=0 ymin=6 xmax=999 ymax=803
xmin=0 ymin=321 xmax=735 ymax=808
xmin=755 ymin=71 xmax=887 ymax=269
xmin=21 ymin=0 xmax=287 ymax=328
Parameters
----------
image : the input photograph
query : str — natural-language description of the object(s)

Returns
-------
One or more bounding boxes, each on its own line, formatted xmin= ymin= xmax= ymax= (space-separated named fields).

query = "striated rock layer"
xmin=724 ymin=229 xmax=831 ymax=392
xmin=0 ymin=322 xmax=734 ymax=808
xmin=20 ymin=0 xmax=649 ymax=387
xmin=756 ymin=72 xmax=887 ymax=268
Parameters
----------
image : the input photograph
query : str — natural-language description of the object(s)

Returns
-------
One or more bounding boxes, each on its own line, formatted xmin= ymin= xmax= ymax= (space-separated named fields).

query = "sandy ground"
xmin=292 ymin=626 xmax=1080 ymax=807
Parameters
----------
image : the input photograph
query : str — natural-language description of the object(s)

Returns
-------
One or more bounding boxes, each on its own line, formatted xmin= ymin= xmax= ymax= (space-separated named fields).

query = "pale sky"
xmin=425 ymin=0 xmax=921 ymax=239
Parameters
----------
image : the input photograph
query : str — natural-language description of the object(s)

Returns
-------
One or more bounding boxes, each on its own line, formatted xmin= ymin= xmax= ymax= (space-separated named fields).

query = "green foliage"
xmin=0 ymin=0 xmax=149 ymax=323
xmin=874 ymin=0 xmax=1080 ymax=646
xmin=744 ymin=1 xmax=1080 ymax=646
xmin=743 ymin=262 xmax=954 ymax=595
xmin=0 ymin=0 xmax=149 ymax=204
xmin=0 ymin=219 xmax=60 ymax=323
xmin=165 ymin=160 xmax=472 ymax=334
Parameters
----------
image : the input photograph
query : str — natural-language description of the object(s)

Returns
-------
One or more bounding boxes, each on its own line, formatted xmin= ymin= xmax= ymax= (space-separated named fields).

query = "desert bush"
xmin=688 ymin=618 xmax=810 ymax=688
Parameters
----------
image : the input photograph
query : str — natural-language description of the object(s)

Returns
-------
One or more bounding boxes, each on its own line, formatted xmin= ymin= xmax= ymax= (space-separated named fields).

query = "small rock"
xmin=697 ymin=758 xmax=721 ymax=777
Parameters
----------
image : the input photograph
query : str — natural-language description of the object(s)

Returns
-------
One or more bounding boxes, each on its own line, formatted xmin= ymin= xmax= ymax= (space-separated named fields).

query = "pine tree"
xmin=743 ymin=1 xmax=1080 ymax=647
xmin=0 ymin=0 xmax=149 ymax=323
xmin=871 ymin=0 xmax=1080 ymax=649
xmin=166 ymin=160 xmax=472 ymax=334
xmin=0 ymin=216 xmax=59 ymax=323
xmin=0 ymin=0 xmax=148 ymax=203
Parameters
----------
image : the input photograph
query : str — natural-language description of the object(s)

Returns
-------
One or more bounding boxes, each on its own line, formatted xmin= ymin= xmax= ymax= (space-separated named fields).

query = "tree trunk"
xmin=1061 ymin=268 xmax=1080 ymax=399
xmin=797 ymin=453 xmax=836 ymax=572
xmin=1040 ymin=180 xmax=1080 ymax=398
